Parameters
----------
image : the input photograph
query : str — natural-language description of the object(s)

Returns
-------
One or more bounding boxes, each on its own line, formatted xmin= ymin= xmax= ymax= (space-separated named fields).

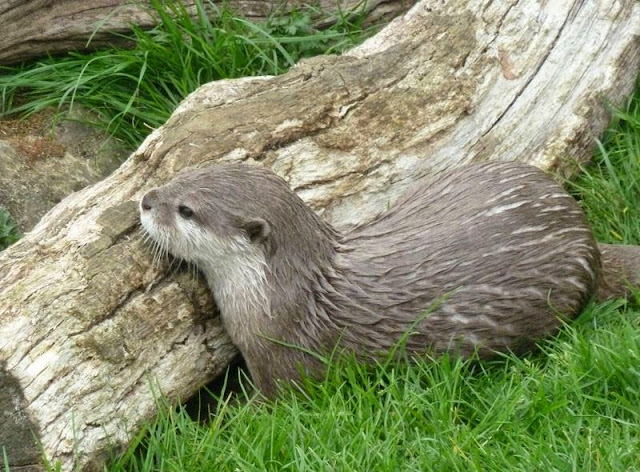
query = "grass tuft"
xmin=0 ymin=0 xmax=374 ymax=149
xmin=568 ymin=89 xmax=640 ymax=244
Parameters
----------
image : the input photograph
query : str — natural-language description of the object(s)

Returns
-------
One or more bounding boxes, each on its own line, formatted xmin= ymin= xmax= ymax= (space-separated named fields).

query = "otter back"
xmin=334 ymin=162 xmax=600 ymax=357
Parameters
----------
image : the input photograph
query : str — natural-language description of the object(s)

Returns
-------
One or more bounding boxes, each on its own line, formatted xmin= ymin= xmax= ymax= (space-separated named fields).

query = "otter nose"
xmin=141 ymin=190 xmax=158 ymax=211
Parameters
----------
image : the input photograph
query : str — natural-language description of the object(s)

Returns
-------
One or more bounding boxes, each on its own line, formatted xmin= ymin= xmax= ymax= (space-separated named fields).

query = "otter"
xmin=140 ymin=162 xmax=602 ymax=398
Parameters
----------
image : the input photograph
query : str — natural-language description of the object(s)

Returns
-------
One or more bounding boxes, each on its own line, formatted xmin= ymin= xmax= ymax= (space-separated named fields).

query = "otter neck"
xmin=197 ymin=249 xmax=271 ymax=352
xmin=216 ymin=220 xmax=372 ymax=363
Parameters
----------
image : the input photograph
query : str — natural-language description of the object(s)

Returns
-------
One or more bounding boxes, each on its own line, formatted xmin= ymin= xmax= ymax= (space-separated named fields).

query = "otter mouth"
xmin=139 ymin=212 xmax=174 ymax=267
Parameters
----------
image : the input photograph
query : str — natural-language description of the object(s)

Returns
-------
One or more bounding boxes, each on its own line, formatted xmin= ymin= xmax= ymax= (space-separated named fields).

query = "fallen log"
xmin=1 ymin=0 xmax=639 ymax=470
xmin=0 ymin=0 xmax=408 ymax=65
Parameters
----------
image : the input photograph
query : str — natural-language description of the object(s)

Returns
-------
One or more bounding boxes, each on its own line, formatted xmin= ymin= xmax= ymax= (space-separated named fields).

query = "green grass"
xmin=0 ymin=0 xmax=374 ymax=148
xmin=0 ymin=209 xmax=21 ymax=251
xmin=107 ymin=299 xmax=640 ymax=471
xmin=569 ymin=94 xmax=640 ymax=244
xmin=104 ymin=88 xmax=640 ymax=471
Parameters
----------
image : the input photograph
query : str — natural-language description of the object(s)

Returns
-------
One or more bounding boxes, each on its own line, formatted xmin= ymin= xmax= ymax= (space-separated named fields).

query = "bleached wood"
xmin=0 ymin=0 xmax=639 ymax=470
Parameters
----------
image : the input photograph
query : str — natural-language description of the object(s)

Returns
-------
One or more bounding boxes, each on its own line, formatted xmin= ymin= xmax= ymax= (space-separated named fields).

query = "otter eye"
xmin=178 ymin=205 xmax=194 ymax=219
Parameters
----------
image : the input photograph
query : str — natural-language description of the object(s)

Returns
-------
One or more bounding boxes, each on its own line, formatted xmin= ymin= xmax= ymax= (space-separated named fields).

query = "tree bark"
xmin=1 ymin=0 xmax=639 ymax=470
xmin=0 ymin=0 xmax=409 ymax=65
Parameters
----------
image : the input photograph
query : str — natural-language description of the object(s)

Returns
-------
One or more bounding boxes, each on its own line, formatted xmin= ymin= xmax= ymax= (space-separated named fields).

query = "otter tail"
xmin=597 ymin=243 xmax=640 ymax=301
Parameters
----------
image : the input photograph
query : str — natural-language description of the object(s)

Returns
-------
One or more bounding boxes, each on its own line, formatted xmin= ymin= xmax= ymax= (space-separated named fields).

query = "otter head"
xmin=139 ymin=163 xmax=338 ymax=360
xmin=140 ymin=163 xmax=337 ymax=272
xmin=138 ymin=164 xmax=281 ymax=279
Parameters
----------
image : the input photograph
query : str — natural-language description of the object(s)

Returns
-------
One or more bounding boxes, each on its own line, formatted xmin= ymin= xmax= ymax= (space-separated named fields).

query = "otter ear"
xmin=243 ymin=218 xmax=270 ymax=244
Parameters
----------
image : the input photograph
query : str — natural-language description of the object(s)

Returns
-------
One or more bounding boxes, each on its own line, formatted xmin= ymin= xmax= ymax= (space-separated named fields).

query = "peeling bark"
xmin=1 ymin=1 xmax=639 ymax=470
xmin=0 ymin=0 xmax=409 ymax=65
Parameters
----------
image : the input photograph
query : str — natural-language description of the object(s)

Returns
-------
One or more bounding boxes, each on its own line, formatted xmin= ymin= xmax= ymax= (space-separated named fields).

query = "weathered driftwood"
xmin=0 ymin=0 xmax=408 ymax=65
xmin=1 ymin=0 xmax=639 ymax=470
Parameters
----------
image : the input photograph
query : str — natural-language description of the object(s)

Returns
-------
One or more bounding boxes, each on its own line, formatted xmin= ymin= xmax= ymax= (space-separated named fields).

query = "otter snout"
xmin=140 ymin=190 xmax=159 ymax=212
xmin=139 ymin=188 xmax=169 ymax=245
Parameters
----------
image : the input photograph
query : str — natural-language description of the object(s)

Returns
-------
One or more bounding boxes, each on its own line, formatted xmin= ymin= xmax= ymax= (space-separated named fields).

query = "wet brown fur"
xmin=141 ymin=162 xmax=603 ymax=398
